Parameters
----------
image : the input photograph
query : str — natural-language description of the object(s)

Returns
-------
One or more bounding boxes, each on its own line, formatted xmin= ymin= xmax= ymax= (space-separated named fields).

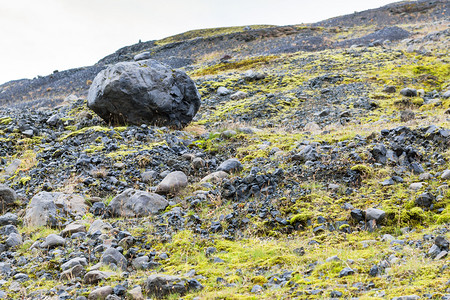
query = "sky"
xmin=0 ymin=0 xmax=399 ymax=84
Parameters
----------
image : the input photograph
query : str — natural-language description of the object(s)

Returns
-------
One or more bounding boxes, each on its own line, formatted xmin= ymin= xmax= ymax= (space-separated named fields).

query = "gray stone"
xmin=192 ymin=157 xmax=205 ymax=170
xmin=0 ymin=262 xmax=11 ymax=275
xmin=108 ymin=189 xmax=168 ymax=217
xmin=428 ymin=244 xmax=441 ymax=259
xmin=88 ymin=286 xmax=113 ymax=300
xmin=441 ymin=170 xmax=450 ymax=180
xmin=83 ymin=271 xmax=113 ymax=284
xmin=217 ymin=86 xmax=231 ymax=96
xmin=409 ymin=182 xmax=424 ymax=190
xmin=155 ymin=171 xmax=188 ymax=194
xmin=0 ymin=225 xmax=18 ymax=236
xmin=435 ymin=250 xmax=448 ymax=260
xmin=60 ymin=221 xmax=86 ymax=237
xmin=251 ymin=284 xmax=263 ymax=293
xmin=144 ymin=274 xmax=191 ymax=298
xmin=338 ymin=267 xmax=354 ymax=277
xmin=0 ymin=185 xmax=17 ymax=207
xmin=87 ymin=59 xmax=201 ymax=129
xmin=365 ymin=208 xmax=386 ymax=222
xmin=392 ymin=295 xmax=420 ymax=300
xmin=24 ymin=192 xmax=87 ymax=228
xmin=127 ymin=286 xmax=144 ymax=300
xmin=400 ymin=88 xmax=417 ymax=97
xmin=141 ymin=171 xmax=158 ymax=183
xmin=3 ymin=159 xmax=21 ymax=176
xmin=60 ymin=264 xmax=85 ymax=280
xmin=0 ymin=213 xmax=18 ymax=226
xmin=134 ymin=52 xmax=151 ymax=61
xmin=442 ymin=90 xmax=450 ymax=99
xmin=230 ymin=91 xmax=247 ymax=100
xmin=61 ymin=257 xmax=88 ymax=271
xmin=201 ymin=171 xmax=229 ymax=183
xmin=217 ymin=159 xmax=243 ymax=174
xmin=415 ymin=192 xmax=434 ymax=208
xmin=132 ymin=256 xmax=149 ymax=270
xmin=5 ymin=233 xmax=22 ymax=248
xmin=46 ymin=114 xmax=60 ymax=126
xmin=101 ymin=247 xmax=127 ymax=270
xmin=88 ymin=219 xmax=113 ymax=236
xmin=435 ymin=236 xmax=449 ymax=251
xmin=41 ymin=234 xmax=65 ymax=248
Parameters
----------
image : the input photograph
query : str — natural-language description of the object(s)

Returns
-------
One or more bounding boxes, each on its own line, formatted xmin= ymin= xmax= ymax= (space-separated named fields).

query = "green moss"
xmin=400 ymin=207 xmax=427 ymax=226
xmin=0 ymin=117 xmax=12 ymax=125
xmin=351 ymin=164 xmax=373 ymax=177
xmin=289 ymin=212 xmax=313 ymax=226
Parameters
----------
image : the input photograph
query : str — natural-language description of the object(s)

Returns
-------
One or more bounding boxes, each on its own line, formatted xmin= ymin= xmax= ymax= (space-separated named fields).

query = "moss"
xmin=400 ymin=207 xmax=427 ymax=226
xmin=19 ymin=176 xmax=31 ymax=185
xmin=0 ymin=117 xmax=12 ymax=125
xmin=351 ymin=164 xmax=373 ymax=177
xmin=251 ymin=275 xmax=267 ymax=285
xmin=289 ymin=212 xmax=313 ymax=226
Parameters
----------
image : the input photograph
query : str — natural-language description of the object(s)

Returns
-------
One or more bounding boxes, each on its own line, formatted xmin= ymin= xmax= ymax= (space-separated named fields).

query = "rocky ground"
xmin=0 ymin=1 xmax=450 ymax=299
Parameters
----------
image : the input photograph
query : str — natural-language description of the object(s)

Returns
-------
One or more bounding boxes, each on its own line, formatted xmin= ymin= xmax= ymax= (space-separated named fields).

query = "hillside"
xmin=0 ymin=0 xmax=449 ymax=299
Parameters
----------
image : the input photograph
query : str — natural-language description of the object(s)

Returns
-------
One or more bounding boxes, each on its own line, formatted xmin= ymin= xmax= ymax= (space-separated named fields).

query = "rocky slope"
xmin=0 ymin=0 xmax=449 ymax=299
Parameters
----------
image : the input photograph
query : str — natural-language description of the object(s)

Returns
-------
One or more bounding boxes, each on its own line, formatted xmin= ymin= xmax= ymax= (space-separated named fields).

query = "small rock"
xmin=0 ymin=213 xmax=18 ymax=226
xmin=419 ymin=173 xmax=432 ymax=180
xmin=369 ymin=264 xmax=378 ymax=276
xmin=5 ymin=233 xmax=22 ymax=248
xmin=338 ymin=267 xmax=354 ymax=277
xmin=101 ymin=247 xmax=127 ymax=270
xmin=155 ymin=171 xmax=188 ymax=194
xmin=441 ymin=170 xmax=450 ymax=180
xmin=415 ymin=192 xmax=434 ymax=208
xmin=127 ymin=286 xmax=144 ymax=300
xmin=382 ymin=85 xmax=396 ymax=93
xmin=41 ymin=234 xmax=65 ymax=248
xmin=251 ymin=285 xmax=263 ymax=293
xmin=435 ymin=236 xmax=449 ymax=251
xmin=230 ymin=91 xmax=248 ymax=100
xmin=217 ymin=87 xmax=231 ymax=96
xmin=108 ymin=189 xmax=168 ymax=217
xmin=141 ymin=171 xmax=158 ymax=183
xmin=83 ymin=271 xmax=113 ymax=284
xmin=200 ymin=171 xmax=228 ymax=183
xmin=217 ymin=159 xmax=243 ymax=174
xmin=365 ymin=208 xmax=386 ymax=222
xmin=0 ymin=185 xmax=17 ymax=207
xmin=409 ymin=182 xmax=424 ymax=190
xmin=60 ymin=221 xmax=86 ymax=237
xmin=400 ymin=88 xmax=417 ymax=97
xmin=88 ymin=286 xmax=113 ymax=300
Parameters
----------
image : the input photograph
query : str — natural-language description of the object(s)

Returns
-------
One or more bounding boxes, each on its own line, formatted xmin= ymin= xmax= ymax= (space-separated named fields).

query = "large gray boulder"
xmin=107 ymin=189 xmax=168 ymax=217
xmin=0 ymin=184 xmax=17 ymax=207
xmin=23 ymin=192 xmax=88 ymax=228
xmin=87 ymin=59 xmax=201 ymax=129
xmin=155 ymin=171 xmax=188 ymax=194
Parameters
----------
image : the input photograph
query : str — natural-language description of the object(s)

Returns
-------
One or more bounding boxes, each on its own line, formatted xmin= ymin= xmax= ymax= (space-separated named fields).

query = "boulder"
xmin=144 ymin=274 xmax=196 ymax=298
xmin=0 ymin=185 xmax=17 ymax=207
xmin=23 ymin=192 xmax=88 ymax=228
xmin=155 ymin=171 xmax=188 ymax=194
xmin=107 ymin=189 xmax=168 ymax=217
xmin=365 ymin=208 xmax=386 ymax=222
xmin=87 ymin=59 xmax=201 ymax=129
xmin=217 ymin=159 xmax=243 ymax=174
xmin=41 ymin=234 xmax=65 ymax=248
xmin=83 ymin=270 xmax=113 ymax=284
xmin=60 ymin=221 xmax=86 ymax=237
xmin=400 ymin=88 xmax=417 ymax=97
xmin=201 ymin=171 xmax=229 ymax=183
xmin=88 ymin=219 xmax=113 ymax=236
xmin=88 ymin=286 xmax=113 ymax=300
xmin=441 ymin=169 xmax=450 ymax=180
xmin=101 ymin=247 xmax=127 ymax=270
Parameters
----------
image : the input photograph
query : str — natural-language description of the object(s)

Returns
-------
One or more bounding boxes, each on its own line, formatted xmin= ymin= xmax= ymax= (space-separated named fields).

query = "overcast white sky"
xmin=0 ymin=0 xmax=399 ymax=84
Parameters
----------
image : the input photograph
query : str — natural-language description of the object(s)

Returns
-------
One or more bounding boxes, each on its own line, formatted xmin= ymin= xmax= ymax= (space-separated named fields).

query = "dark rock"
xmin=144 ymin=274 xmax=196 ymax=298
xmin=369 ymin=264 xmax=378 ymax=276
xmin=87 ymin=59 xmax=201 ymax=129
xmin=217 ymin=159 xmax=243 ymax=174
xmin=338 ymin=267 xmax=354 ymax=277
xmin=410 ymin=162 xmax=424 ymax=174
xmin=101 ymin=248 xmax=127 ymax=270
xmin=400 ymin=88 xmax=417 ymax=97
xmin=351 ymin=209 xmax=365 ymax=222
xmin=0 ymin=213 xmax=18 ymax=226
xmin=88 ymin=286 xmax=113 ymax=300
xmin=40 ymin=234 xmax=65 ymax=248
xmin=415 ymin=192 xmax=434 ymax=208
xmin=435 ymin=236 xmax=449 ymax=251
xmin=107 ymin=189 xmax=168 ymax=217
xmin=383 ymin=85 xmax=396 ymax=93
xmin=365 ymin=208 xmax=385 ymax=222
xmin=372 ymin=144 xmax=387 ymax=164
xmin=0 ymin=184 xmax=17 ymax=207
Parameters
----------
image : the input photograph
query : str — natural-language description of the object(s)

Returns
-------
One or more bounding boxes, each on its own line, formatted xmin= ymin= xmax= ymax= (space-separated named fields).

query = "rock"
xmin=428 ymin=244 xmax=441 ymax=259
xmin=83 ymin=270 xmax=113 ymax=284
xmin=108 ymin=189 xmax=168 ymax=217
xmin=365 ymin=208 xmax=385 ymax=222
xmin=0 ymin=213 xmax=18 ymax=226
xmin=372 ymin=144 xmax=387 ymax=164
xmin=441 ymin=170 xmax=450 ymax=180
xmin=410 ymin=162 xmax=424 ymax=174
xmin=88 ymin=219 xmax=113 ymax=236
xmin=46 ymin=114 xmax=60 ymax=126
xmin=87 ymin=59 xmax=201 ymax=129
xmin=392 ymin=295 xmax=420 ymax=300
xmin=60 ymin=264 xmax=85 ymax=280
xmin=350 ymin=209 xmax=365 ymax=222
xmin=304 ymin=122 xmax=321 ymax=132
xmin=369 ymin=264 xmax=378 ymax=276
xmin=400 ymin=109 xmax=415 ymax=122
xmin=61 ymin=257 xmax=88 ymax=271
xmin=192 ymin=157 xmax=206 ymax=170
xmin=419 ymin=173 xmax=432 ymax=180
xmin=88 ymin=286 xmax=113 ymax=300
xmin=132 ymin=256 xmax=149 ymax=270
xmin=144 ymin=274 xmax=198 ymax=298
xmin=41 ymin=234 xmax=65 ymax=248
xmin=0 ymin=262 xmax=11 ymax=275
xmin=251 ymin=285 xmax=263 ymax=293
xmin=435 ymin=250 xmax=448 ymax=260
xmin=0 ymin=184 xmax=17 ymax=207
xmin=0 ymin=225 xmax=18 ymax=236
xmin=383 ymin=85 xmax=396 ymax=93
xmin=338 ymin=267 xmax=354 ymax=277
xmin=400 ymin=88 xmax=417 ymax=97
xmin=101 ymin=247 xmax=127 ymax=270
xmin=201 ymin=171 xmax=229 ymax=183
xmin=217 ymin=159 xmax=243 ymax=174
xmin=230 ymin=91 xmax=247 ymax=100
xmin=3 ymin=159 xmax=21 ymax=176
xmin=435 ymin=236 xmax=449 ymax=251
xmin=5 ymin=233 xmax=22 ymax=248
xmin=60 ymin=221 xmax=86 ymax=237
xmin=24 ymin=192 xmax=87 ymax=228
xmin=441 ymin=90 xmax=450 ymax=99
xmin=155 ymin=171 xmax=188 ymax=194
xmin=141 ymin=171 xmax=158 ymax=183
xmin=133 ymin=52 xmax=151 ymax=61
xmin=127 ymin=286 xmax=144 ymax=300
xmin=217 ymin=87 xmax=231 ymax=96
xmin=415 ymin=192 xmax=434 ymax=208
xmin=409 ymin=182 xmax=424 ymax=190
